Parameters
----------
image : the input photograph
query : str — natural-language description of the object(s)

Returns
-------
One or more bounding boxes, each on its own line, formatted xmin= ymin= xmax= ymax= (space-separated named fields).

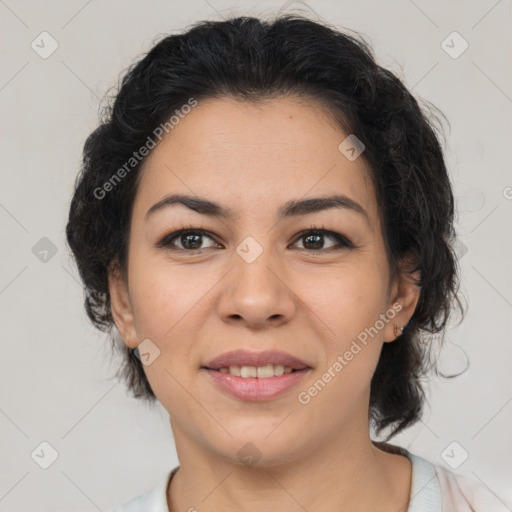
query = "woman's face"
xmin=109 ymin=96 xmax=418 ymax=466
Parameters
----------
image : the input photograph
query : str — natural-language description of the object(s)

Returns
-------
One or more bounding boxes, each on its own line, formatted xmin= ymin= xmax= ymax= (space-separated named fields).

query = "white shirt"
xmin=107 ymin=448 xmax=509 ymax=511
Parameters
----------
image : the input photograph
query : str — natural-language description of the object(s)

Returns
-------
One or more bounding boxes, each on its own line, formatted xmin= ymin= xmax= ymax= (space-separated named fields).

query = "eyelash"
xmin=156 ymin=224 xmax=356 ymax=253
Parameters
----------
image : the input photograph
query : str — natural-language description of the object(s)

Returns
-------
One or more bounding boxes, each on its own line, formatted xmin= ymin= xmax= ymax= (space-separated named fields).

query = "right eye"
xmin=156 ymin=228 xmax=221 ymax=252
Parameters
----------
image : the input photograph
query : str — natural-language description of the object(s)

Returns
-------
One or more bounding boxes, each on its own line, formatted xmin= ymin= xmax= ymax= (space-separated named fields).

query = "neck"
xmin=167 ymin=423 xmax=411 ymax=512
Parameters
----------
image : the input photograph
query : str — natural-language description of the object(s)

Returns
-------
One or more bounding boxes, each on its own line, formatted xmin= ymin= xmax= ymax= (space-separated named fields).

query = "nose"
xmin=216 ymin=246 xmax=297 ymax=329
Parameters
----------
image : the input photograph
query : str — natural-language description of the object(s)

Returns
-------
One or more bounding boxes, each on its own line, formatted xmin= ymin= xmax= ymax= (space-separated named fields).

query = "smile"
xmin=202 ymin=367 xmax=311 ymax=401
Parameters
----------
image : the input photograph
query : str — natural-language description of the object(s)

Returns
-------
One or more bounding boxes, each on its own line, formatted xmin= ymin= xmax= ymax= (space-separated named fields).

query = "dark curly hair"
xmin=65 ymin=14 xmax=463 ymax=440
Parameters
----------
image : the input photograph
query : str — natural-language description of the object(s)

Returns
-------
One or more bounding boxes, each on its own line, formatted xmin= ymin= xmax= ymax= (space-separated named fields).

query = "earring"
xmin=393 ymin=324 xmax=404 ymax=337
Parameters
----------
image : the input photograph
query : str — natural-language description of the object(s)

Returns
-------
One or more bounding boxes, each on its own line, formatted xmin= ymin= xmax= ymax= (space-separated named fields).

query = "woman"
xmin=65 ymin=14 xmax=506 ymax=512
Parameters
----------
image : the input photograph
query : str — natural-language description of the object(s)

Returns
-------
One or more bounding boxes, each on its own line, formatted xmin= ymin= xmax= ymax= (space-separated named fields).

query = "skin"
xmin=109 ymin=95 xmax=421 ymax=512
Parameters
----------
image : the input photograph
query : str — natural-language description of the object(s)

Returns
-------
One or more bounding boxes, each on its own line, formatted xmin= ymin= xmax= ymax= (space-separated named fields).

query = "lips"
xmin=202 ymin=349 xmax=311 ymax=371
xmin=203 ymin=367 xmax=311 ymax=401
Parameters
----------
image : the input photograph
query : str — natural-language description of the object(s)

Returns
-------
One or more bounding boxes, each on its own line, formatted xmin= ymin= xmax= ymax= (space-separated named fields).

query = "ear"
xmin=383 ymin=254 xmax=421 ymax=343
xmin=108 ymin=261 xmax=138 ymax=349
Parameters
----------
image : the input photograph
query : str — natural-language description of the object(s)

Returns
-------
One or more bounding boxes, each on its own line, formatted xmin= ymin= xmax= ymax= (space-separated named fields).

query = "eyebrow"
xmin=145 ymin=193 xmax=369 ymax=224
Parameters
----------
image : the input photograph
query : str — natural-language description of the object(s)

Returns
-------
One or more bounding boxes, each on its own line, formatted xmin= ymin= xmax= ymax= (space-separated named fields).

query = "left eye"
xmin=156 ymin=228 xmax=354 ymax=252
xmin=292 ymin=229 xmax=354 ymax=251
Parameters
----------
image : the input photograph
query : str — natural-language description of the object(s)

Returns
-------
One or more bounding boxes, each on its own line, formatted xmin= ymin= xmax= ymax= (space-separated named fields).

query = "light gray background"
xmin=1 ymin=0 xmax=511 ymax=510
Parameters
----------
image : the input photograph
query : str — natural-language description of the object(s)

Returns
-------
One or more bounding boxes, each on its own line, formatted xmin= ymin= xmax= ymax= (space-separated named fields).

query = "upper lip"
xmin=203 ymin=350 xmax=311 ymax=370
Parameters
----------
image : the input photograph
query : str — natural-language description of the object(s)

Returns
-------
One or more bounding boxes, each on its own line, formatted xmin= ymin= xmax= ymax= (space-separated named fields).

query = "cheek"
xmin=125 ymin=254 xmax=222 ymax=386
xmin=300 ymin=261 xmax=390 ymax=398
xmin=304 ymin=261 xmax=389 ymax=336
xmin=126 ymin=258 xmax=205 ymax=405
xmin=297 ymin=266 xmax=388 ymax=414
xmin=128 ymin=254 xmax=207 ymax=338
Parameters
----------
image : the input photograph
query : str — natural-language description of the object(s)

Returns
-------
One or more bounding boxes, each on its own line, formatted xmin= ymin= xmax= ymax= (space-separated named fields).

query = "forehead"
xmin=133 ymin=96 xmax=377 ymax=223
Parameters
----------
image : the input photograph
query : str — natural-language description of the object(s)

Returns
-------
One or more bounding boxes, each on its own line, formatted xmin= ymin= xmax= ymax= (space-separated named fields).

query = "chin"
xmin=209 ymin=428 xmax=308 ymax=469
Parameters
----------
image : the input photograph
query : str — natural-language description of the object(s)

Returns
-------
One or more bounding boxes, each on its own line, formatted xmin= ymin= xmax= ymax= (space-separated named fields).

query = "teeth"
xmin=241 ymin=366 xmax=257 ymax=378
xmin=218 ymin=365 xmax=296 ymax=378
xmin=258 ymin=365 xmax=278 ymax=378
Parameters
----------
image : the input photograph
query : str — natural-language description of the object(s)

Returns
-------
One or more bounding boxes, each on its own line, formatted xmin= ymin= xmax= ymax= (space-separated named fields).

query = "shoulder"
xmin=433 ymin=462 xmax=509 ymax=511
xmin=406 ymin=451 xmax=509 ymax=512
xmin=107 ymin=492 xmax=154 ymax=512
xmin=106 ymin=467 xmax=178 ymax=512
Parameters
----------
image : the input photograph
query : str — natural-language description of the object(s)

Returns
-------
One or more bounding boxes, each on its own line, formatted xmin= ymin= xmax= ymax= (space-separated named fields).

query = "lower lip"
xmin=202 ymin=368 xmax=311 ymax=401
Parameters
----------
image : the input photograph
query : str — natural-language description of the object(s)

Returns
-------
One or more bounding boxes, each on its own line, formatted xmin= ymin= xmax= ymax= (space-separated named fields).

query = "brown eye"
xmin=157 ymin=229 xmax=219 ymax=251
xmin=292 ymin=229 xmax=355 ymax=252
xmin=156 ymin=227 xmax=355 ymax=254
